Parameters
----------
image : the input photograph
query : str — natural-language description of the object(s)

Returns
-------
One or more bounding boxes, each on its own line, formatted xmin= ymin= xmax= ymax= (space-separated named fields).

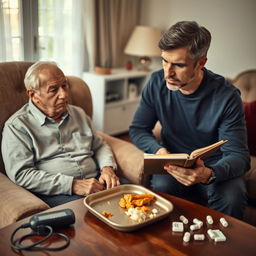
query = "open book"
xmin=144 ymin=140 xmax=228 ymax=174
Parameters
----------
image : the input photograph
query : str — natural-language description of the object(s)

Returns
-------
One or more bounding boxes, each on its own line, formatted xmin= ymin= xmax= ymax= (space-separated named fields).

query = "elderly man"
xmin=1 ymin=61 xmax=120 ymax=207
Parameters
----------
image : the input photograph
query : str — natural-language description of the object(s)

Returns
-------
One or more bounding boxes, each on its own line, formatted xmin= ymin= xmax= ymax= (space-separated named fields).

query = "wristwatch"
xmin=207 ymin=169 xmax=216 ymax=184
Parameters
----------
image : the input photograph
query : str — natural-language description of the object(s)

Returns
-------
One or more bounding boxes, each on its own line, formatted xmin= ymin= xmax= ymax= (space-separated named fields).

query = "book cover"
xmin=144 ymin=140 xmax=228 ymax=174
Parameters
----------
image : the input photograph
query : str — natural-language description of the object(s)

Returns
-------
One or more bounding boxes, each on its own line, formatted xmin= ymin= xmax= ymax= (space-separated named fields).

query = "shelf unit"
xmin=83 ymin=69 xmax=151 ymax=135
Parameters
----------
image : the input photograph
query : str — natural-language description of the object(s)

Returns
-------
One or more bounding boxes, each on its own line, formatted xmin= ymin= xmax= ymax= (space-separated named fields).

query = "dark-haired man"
xmin=129 ymin=21 xmax=250 ymax=219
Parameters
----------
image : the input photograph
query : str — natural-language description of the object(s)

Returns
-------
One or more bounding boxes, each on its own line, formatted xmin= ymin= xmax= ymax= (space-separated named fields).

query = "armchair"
xmin=227 ymin=70 xmax=256 ymax=226
xmin=0 ymin=62 xmax=144 ymax=229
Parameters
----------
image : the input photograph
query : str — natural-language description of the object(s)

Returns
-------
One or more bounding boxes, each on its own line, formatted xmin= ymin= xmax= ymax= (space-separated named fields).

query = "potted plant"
xmin=94 ymin=60 xmax=112 ymax=75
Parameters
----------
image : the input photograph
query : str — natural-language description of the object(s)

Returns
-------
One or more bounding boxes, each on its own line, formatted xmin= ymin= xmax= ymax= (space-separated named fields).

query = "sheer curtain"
xmin=0 ymin=0 xmax=87 ymax=77
xmin=0 ymin=0 xmax=23 ymax=61
xmin=40 ymin=0 xmax=85 ymax=77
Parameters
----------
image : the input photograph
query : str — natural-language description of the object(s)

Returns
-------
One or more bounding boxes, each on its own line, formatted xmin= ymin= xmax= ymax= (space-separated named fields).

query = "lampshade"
xmin=124 ymin=26 xmax=161 ymax=70
xmin=124 ymin=25 xmax=162 ymax=57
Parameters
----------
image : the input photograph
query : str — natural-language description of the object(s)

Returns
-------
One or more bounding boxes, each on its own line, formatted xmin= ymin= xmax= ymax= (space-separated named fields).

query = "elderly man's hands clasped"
xmin=72 ymin=167 xmax=120 ymax=196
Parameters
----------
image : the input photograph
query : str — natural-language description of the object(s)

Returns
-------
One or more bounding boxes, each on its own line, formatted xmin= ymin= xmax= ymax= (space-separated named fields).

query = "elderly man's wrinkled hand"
xmin=72 ymin=178 xmax=105 ymax=196
xmin=99 ymin=166 xmax=120 ymax=189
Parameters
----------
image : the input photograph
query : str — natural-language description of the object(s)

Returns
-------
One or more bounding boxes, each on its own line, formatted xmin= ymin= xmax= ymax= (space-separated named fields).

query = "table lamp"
xmin=124 ymin=25 xmax=162 ymax=71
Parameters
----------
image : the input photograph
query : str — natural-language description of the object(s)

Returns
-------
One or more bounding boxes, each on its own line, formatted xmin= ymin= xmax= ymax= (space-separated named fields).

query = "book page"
xmin=189 ymin=140 xmax=228 ymax=159
xmin=144 ymin=153 xmax=189 ymax=160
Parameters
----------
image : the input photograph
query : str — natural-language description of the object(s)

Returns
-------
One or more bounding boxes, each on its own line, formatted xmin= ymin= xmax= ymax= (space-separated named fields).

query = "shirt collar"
xmin=28 ymin=100 xmax=69 ymax=126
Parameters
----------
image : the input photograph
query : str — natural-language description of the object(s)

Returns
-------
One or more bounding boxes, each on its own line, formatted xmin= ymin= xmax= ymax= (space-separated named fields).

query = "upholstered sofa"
xmin=0 ymin=62 xmax=144 ymax=229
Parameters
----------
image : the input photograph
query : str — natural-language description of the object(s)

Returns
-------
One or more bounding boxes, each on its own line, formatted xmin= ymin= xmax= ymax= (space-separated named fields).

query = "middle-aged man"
xmin=129 ymin=21 xmax=250 ymax=219
xmin=1 ymin=61 xmax=120 ymax=207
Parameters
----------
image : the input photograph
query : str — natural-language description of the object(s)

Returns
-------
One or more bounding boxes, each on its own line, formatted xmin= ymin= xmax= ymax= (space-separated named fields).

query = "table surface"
xmin=1 ymin=190 xmax=256 ymax=256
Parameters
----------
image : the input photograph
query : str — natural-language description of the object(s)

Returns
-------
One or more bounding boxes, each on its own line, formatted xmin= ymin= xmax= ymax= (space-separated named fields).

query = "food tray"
xmin=83 ymin=184 xmax=173 ymax=231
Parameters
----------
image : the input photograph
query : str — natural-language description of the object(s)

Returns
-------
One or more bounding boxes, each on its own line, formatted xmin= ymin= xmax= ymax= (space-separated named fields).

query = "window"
xmin=1 ymin=0 xmax=85 ymax=77
xmin=0 ymin=0 xmax=23 ymax=60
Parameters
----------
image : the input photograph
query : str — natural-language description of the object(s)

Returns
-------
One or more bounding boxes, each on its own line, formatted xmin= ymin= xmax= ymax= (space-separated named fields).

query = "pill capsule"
xmin=194 ymin=234 xmax=205 ymax=241
xmin=183 ymin=232 xmax=191 ymax=242
xmin=211 ymin=229 xmax=227 ymax=242
xmin=179 ymin=215 xmax=188 ymax=224
xmin=206 ymin=215 xmax=213 ymax=225
xmin=172 ymin=222 xmax=184 ymax=232
xmin=220 ymin=217 xmax=228 ymax=227
xmin=207 ymin=229 xmax=216 ymax=240
xmin=193 ymin=218 xmax=203 ymax=227
xmin=190 ymin=224 xmax=200 ymax=231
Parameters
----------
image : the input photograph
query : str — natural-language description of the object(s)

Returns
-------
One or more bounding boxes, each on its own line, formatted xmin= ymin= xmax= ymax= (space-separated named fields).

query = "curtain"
xmin=81 ymin=0 xmax=95 ymax=72
xmin=0 ymin=0 xmax=23 ymax=61
xmin=93 ymin=0 xmax=141 ymax=68
xmin=46 ymin=0 xmax=85 ymax=77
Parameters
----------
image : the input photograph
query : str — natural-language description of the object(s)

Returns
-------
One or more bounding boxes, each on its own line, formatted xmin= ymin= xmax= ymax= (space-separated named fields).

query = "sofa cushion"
xmin=243 ymin=101 xmax=256 ymax=156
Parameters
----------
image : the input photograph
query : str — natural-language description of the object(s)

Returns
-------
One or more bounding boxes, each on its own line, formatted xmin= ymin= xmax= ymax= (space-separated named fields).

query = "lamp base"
xmin=138 ymin=56 xmax=151 ymax=71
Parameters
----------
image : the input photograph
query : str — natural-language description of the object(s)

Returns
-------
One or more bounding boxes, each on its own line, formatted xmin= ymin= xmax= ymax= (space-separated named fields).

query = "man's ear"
xmin=27 ymin=89 xmax=34 ymax=99
xmin=198 ymin=57 xmax=207 ymax=69
xmin=27 ymin=89 xmax=39 ymax=102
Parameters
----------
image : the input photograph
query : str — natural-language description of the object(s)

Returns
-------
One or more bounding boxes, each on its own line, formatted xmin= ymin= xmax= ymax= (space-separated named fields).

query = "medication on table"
xmin=220 ymin=217 xmax=228 ymax=227
xmin=207 ymin=229 xmax=216 ymax=240
xmin=206 ymin=215 xmax=213 ymax=225
xmin=194 ymin=234 xmax=205 ymax=241
xmin=213 ymin=229 xmax=226 ymax=242
xmin=172 ymin=222 xmax=184 ymax=232
xmin=179 ymin=215 xmax=188 ymax=224
xmin=190 ymin=224 xmax=200 ymax=231
xmin=183 ymin=232 xmax=191 ymax=242
xmin=193 ymin=218 xmax=203 ymax=227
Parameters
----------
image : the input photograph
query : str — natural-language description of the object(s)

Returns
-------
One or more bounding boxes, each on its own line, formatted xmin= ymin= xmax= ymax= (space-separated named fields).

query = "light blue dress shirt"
xmin=1 ymin=100 xmax=116 ymax=195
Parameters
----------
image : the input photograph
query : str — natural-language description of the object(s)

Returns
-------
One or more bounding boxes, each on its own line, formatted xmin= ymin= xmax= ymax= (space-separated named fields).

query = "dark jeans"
xmin=34 ymin=177 xmax=131 ymax=208
xmin=150 ymin=174 xmax=247 ymax=220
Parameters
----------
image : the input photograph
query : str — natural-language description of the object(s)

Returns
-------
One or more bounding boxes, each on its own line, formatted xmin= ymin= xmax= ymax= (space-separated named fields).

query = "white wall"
xmin=140 ymin=0 xmax=256 ymax=78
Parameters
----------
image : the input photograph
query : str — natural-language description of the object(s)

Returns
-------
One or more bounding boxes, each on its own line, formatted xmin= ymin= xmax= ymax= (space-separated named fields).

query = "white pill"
xmin=190 ymin=224 xmax=200 ymax=231
xmin=194 ymin=234 xmax=205 ymax=241
xmin=206 ymin=215 xmax=213 ymax=225
xmin=212 ymin=229 xmax=226 ymax=242
xmin=172 ymin=222 xmax=184 ymax=232
xmin=215 ymin=235 xmax=226 ymax=242
xmin=220 ymin=217 xmax=228 ymax=227
xmin=179 ymin=215 xmax=188 ymax=224
xmin=183 ymin=232 xmax=191 ymax=242
xmin=207 ymin=229 xmax=216 ymax=240
xmin=193 ymin=218 xmax=203 ymax=227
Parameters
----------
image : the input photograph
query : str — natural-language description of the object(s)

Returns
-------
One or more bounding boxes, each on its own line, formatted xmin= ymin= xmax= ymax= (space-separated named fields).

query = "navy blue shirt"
xmin=129 ymin=68 xmax=250 ymax=182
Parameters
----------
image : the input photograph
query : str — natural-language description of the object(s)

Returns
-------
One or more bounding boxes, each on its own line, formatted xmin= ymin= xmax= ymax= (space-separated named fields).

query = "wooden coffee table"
xmin=0 ymin=191 xmax=256 ymax=256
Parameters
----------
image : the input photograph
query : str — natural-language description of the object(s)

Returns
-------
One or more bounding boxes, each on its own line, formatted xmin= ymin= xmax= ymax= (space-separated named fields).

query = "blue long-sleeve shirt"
xmin=129 ymin=68 xmax=250 ymax=182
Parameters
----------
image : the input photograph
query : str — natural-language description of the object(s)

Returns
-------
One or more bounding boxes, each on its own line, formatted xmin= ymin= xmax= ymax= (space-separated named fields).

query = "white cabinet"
xmin=83 ymin=69 xmax=151 ymax=135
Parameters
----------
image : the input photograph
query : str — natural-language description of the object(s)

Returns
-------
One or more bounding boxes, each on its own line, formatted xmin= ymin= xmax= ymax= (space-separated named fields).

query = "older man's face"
xmin=30 ymin=66 xmax=69 ymax=122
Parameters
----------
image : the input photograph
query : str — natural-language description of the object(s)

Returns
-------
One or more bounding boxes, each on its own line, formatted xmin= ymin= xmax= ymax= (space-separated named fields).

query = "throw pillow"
xmin=243 ymin=101 xmax=256 ymax=156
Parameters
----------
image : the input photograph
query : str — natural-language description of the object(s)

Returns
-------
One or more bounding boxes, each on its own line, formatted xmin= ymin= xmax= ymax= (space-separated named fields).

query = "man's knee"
xmin=208 ymin=177 xmax=247 ymax=219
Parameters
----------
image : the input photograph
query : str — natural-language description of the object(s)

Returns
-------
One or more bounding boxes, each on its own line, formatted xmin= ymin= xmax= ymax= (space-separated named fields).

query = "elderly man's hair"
xmin=24 ymin=61 xmax=58 ymax=90
xmin=158 ymin=21 xmax=211 ymax=60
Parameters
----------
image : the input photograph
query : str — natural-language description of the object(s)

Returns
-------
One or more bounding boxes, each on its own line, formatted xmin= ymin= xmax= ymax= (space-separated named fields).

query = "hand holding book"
xmin=144 ymin=140 xmax=228 ymax=174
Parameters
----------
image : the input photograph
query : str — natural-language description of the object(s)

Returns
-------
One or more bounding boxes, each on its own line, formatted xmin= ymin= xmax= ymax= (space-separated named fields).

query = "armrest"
xmin=0 ymin=173 xmax=50 ymax=229
xmin=245 ymin=156 xmax=256 ymax=200
xmin=97 ymin=132 xmax=146 ymax=185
